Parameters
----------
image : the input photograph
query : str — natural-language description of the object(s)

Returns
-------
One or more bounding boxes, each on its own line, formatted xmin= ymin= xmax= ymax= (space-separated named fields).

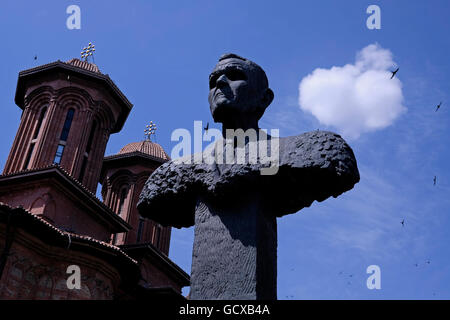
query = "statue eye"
xmin=225 ymin=69 xmax=246 ymax=81
xmin=209 ymin=76 xmax=218 ymax=89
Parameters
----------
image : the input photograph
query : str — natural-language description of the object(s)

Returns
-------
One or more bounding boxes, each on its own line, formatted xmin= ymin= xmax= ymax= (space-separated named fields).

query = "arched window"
xmin=111 ymin=233 xmax=117 ymax=245
xmin=23 ymin=144 xmax=35 ymax=170
xmin=53 ymin=108 xmax=75 ymax=165
xmin=137 ymin=218 xmax=145 ymax=242
xmin=33 ymin=106 xmax=47 ymax=140
xmin=85 ymin=121 xmax=96 ymax=154
xmin=117 ymin=187 xmax=128 ymax=216
xmin=78 ymin=121 xmax=97 ymax=182
xmin=23 ymin=106 xmax=47 ymax=170
xmin=60 ymin=108 xmax=75 ymax=142
xmin=153 ymin=224 xmax=162 ymax=248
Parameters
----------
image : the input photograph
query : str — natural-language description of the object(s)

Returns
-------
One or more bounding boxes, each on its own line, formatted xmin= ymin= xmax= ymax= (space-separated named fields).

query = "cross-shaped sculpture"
xmin=144 ymin=121 xmax=157 ymax=141
xmin=137 ymin=53 xmax=360 ymax=300
xmin=81 ymin=42 xmax=95 ymax=63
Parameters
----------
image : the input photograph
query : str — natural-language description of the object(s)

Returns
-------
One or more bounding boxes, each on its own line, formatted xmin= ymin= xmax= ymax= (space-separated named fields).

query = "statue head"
xmin=208 ymin=53 xmax=274 ymax=127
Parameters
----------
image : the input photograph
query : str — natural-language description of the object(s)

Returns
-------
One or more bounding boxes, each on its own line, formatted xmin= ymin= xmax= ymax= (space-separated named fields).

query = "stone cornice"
xmin=14 ymin=60 xmax=133 ymax=133
xmin=120 ymin=242 xmax=190 ymax=287
xmin=0 ymin=202 xmax=140 ymax=288
xmin=0 ymin=164 xmax=131 ymax=233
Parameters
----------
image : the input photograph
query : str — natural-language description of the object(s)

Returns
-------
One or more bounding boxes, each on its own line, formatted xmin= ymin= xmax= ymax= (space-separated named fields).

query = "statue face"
xmin=208 ymin=58 xmax=264 ymax=123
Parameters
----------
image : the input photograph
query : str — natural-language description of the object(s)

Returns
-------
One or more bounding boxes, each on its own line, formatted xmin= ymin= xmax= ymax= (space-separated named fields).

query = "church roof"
xmin=120 ymin=243 xmax=190 ymax=287
xmin=0 ymin=201 xmax=139 ymax=277
xmin=118 ymin=140 xmax=170 ymax=161
xmin=66 ymin=58 xmax=101 ymax=73
xmin=14 ymin=59 xmax=133 ymax=133
xmin=0 ymin=164 xmax=132 ymax=233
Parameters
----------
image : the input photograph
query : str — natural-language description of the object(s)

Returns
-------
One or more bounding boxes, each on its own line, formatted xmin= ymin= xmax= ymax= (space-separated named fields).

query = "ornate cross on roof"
xmin=81 ymin=42 xmax=96 ymax=62
xmin=144 ymin=121 xmax=157 ymax=141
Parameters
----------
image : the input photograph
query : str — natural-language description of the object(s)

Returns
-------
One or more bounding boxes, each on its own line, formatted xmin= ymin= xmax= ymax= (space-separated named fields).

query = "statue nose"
xmin=216 ymin=74 xmax=228 ymax=87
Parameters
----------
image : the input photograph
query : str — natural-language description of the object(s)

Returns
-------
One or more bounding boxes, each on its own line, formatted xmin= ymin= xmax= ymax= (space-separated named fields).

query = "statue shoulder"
xmin=280 ymin=131 xmax=357 ymax=170
xmin=137 ymin=155 xmax=200 ymax=228
xmin=269 ymin=130 xmax=360 ymax=217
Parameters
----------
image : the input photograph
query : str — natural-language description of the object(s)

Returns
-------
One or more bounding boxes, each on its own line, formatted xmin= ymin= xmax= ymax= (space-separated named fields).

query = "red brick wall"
xmin=3 ymin=72 xmax=125 ymax=194
xmin=140 ymin=258 xmax=183 ymax=293
xmin=0 ymin=180 xmax=113 ymax=242
xmin=102 ymin=163 xmax=171 ymax=254
xmin=0 ymin=226 xmax=121 ymax=300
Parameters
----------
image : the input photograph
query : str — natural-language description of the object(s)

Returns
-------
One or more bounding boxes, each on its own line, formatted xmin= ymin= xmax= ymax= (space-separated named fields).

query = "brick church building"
xmin=0 ymin=57 xmax=189 ymax=299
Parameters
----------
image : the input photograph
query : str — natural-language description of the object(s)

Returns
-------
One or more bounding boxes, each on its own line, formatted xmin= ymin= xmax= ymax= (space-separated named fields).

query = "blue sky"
xmin=1 ymin=0 xmax=450 ymax=299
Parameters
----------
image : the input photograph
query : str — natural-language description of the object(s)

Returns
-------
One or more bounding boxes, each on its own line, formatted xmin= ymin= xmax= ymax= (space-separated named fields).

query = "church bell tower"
xmin=3 ymin=51 xmax=132 ymax=193
xmin=0 ymin=45 xmax=133 ymax=240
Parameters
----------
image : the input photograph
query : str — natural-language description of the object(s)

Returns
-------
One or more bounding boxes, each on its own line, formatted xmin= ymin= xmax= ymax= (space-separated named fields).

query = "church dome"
xmin=118 ymin=140 xmax=170 ymax=161
xmin=66 ymin=58 xmax=101 ymax=73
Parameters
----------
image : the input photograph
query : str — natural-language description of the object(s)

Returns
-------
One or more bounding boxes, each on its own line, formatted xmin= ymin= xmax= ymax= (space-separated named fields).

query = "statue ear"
xmin=262 ymin=88 xmax=274 ymax=108
xmin=255 ymin=88 xmax=274 ymax=120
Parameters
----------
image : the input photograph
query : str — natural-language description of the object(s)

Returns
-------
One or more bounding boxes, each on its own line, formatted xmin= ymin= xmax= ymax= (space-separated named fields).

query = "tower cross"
xmin=144 ymin=121 xmax=157 ymax=141
xmin=81 ymin=42 xmax=96 ymax=63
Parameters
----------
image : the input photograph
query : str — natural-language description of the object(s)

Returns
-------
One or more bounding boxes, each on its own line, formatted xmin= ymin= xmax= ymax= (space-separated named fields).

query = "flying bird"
xmin=435 ymin=102 xmax=442 ymax=112
xmin=34 ymin=55 xmax=37 ymax=61
xmin=426 ymin=260 xmax=431 ymax=265
xmin=390 ymin=68 xmax=399 ymax=79
xmin=414 ymin=263 xmax=419 ymax=267
xmin=401 ymin=219 xmax=405 ymax=227
xmin=433 ymin=176 xmax=437 ymax=186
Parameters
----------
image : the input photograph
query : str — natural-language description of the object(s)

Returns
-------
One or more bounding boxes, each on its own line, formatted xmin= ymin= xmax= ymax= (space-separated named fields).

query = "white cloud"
xmin=298 ymin=43 xmax=406 ymax=139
